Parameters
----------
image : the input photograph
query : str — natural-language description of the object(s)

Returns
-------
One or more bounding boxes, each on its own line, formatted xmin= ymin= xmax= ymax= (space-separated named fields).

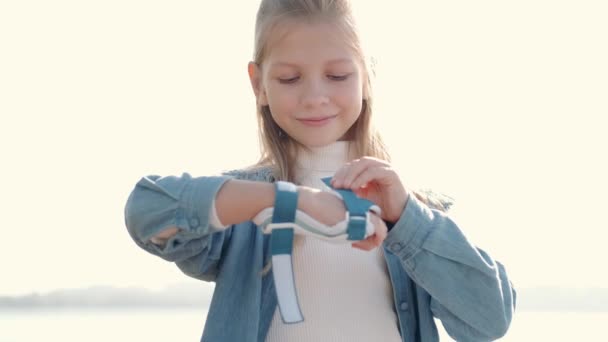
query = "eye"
xmin=278 ymin=76 xmax=299 ymax=84
xmin=327 ymin=74 xmax=350 ymax=81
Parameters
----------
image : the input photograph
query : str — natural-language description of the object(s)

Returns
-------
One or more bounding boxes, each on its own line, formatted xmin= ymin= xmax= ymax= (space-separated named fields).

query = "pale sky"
xmin=1 ymin=1 xmax=607 ymax=296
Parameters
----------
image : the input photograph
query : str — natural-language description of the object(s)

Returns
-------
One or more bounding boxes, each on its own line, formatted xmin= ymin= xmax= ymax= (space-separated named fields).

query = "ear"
xmin=248 ymin=61 xmax=268 ymax=106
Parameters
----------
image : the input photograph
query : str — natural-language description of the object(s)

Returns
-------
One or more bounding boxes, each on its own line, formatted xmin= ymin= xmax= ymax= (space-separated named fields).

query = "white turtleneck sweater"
xmin=212 ymin=141 xmax=402 ymax=342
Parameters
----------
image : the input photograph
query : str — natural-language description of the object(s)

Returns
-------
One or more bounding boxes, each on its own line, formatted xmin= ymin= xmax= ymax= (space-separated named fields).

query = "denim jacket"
xmin=124 ymin=167 xmax=515 ymax=342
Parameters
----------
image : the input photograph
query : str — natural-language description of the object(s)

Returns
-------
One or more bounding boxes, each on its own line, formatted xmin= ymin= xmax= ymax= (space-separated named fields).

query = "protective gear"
xmin=252 ymin=179 xmax=380 ymax=324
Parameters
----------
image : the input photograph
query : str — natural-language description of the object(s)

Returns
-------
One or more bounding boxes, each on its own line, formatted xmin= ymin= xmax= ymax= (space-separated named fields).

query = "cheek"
xmin=334 ymin=82 xmax=363 ymax=112
xmin=267 ymin=86 xmax=297 ymax=115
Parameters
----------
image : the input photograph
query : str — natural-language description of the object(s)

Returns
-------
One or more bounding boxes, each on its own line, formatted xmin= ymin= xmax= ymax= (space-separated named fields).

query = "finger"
xmin=353 ymin=235 xmax=382 ymax=251
xmin=370 ymin=215 xmax=388 ymax=242
xmin=331 ymin=162 xmax=352 ymax=188
xmin=332 ymin=157 xmax=375 ymax=188
xmin=352 ymin=237 xmax=377 ymax=251
xmin=352 ymin=243 xmax=373 ymax=251
xmin=376 ymin=221 xmax=388 ymax=241
xmin=341 ymin=158 xmax=384 ymax=188
xmin=339 ymin=157 xmax=389 ymax=189
xmin=350 ymin=165 xmax=392 ymax=190
xmin=352 ymin=229 xmax=385 ymax=251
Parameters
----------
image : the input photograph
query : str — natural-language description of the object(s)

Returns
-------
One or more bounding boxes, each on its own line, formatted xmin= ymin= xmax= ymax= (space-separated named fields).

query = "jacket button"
xmin=189 ymin=217 xmax=200 ymax=228
xmin=391 ymin=242 xmax=404 ymax=252
xmin=399 ymin=302 xmax=409 ymax=311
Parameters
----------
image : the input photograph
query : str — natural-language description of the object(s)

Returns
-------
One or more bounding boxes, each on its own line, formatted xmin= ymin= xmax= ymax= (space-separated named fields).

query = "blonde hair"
xmin=249 ymin=0 xmax=390 ymax=182
xmin=246 ymin=0 xmax=450 ymax=213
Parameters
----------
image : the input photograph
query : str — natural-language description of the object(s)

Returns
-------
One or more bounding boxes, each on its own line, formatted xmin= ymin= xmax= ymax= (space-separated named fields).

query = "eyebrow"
xmin=270 ymin=58 xmax=355 ymax=68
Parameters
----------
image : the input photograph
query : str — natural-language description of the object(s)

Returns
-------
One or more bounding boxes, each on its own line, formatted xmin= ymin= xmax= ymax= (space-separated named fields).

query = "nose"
xmin=301 ymin=77 xmax=330 ymax=108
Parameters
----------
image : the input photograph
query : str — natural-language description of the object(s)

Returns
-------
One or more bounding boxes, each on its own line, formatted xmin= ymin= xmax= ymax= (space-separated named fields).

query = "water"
xmin=0 ymin=308 xmax=207 ymax=341
xmin=1 ymin=309 xmax=607 ymax=341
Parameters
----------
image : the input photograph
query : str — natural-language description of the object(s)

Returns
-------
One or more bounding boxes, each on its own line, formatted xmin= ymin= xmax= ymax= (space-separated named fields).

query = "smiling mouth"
xmin=296 ymin=115 xmax=337 ymax=127
xmin=297 ymin=115 xmax=337 ymax=122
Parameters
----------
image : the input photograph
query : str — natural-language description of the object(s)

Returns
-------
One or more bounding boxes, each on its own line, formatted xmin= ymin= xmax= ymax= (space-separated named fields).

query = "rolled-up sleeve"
xmin=124 ymin=173 xmax=231 ymax=262
xmin=384 ymin=196 xmax=516 ymax=341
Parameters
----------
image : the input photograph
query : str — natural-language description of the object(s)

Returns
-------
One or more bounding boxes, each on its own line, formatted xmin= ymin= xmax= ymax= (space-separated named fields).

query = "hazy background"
xmin=1 ymin=0 xmax=606 ymax=310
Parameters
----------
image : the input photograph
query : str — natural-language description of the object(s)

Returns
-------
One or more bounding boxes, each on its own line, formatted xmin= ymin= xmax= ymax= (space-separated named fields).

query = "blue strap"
xmin=269 ymin=181 xmax=304 ymax=323
xmin=272 ymin=181 xmax=298 ymax=224
xmin=321 ymin=177 xmax=374 ymax=241
xmin=270 ymin=181 xmax=298 ymax=255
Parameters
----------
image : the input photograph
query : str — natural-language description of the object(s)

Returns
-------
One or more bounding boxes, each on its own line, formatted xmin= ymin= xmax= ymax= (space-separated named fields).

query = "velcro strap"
xmin=321 ymin=177 xmax=374 ymax=241
xmin=270 ymin=181 xmax=304 ymax=324
xmin=272 ymin=181 xmax=298 ymax=224
xmin=346 ymin=215 xmax=367 ymax=240
xmin=321 ymin=177 xmax=373 ymax=215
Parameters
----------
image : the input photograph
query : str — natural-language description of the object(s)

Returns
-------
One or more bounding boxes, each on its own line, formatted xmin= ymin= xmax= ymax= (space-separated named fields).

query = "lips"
xmin=297 ymin=115 xmax=337 ymax=122
xmin=296 ymin=115 xmax=337 ymax=127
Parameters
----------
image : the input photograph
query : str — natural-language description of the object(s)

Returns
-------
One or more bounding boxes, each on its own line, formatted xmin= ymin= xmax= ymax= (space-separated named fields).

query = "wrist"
xmin=295 ymin=185 xmax=317 ymax=216
xmin=297 ymin=185 xmax=347 ymax=226
xmin=386 ymin=189 xmax=410 ymax=223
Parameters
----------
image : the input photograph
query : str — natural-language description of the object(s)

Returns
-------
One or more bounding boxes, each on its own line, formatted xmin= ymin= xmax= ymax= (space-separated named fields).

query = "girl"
xmin=124 ymin=0 xmax=516 ymax=341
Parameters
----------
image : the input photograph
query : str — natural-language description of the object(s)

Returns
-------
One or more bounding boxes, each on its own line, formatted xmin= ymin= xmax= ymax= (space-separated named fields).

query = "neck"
xmin=294 ymin=141 xmax=353 ymax=176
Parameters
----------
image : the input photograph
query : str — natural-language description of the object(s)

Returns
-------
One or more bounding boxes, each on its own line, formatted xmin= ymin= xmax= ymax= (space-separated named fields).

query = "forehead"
xmin=263 ymin=19 xmax=360 ymax=68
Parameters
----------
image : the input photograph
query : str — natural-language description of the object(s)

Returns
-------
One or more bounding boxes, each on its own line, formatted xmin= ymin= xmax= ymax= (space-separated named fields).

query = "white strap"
xmin=253 ymin=208 xmax=376 ymax=243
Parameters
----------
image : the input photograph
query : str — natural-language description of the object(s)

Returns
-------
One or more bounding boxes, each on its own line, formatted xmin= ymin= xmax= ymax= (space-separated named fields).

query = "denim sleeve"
xmin=124 ymin=173 xmax=233 ymax=281
xmin=384 ymin=196 xmax=516 ymax=341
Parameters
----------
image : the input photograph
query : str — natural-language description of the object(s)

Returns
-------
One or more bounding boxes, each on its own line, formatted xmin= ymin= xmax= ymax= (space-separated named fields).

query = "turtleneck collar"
xmin=294 ymin=141 xmax=355 ymax=174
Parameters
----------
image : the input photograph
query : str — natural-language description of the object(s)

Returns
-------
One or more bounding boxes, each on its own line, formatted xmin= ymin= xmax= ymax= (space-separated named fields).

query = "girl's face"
xmin=249 ymin=20 xmax=366 ymax=148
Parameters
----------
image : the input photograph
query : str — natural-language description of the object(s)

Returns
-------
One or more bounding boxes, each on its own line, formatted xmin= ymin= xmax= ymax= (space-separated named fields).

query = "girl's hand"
xmin=351 ymin=213 xmax=388 ymax=251
xmin=331 ymin=157 xmax=409 ymax=223
xmin=298 ymin=186 xmax=388 ymax=251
